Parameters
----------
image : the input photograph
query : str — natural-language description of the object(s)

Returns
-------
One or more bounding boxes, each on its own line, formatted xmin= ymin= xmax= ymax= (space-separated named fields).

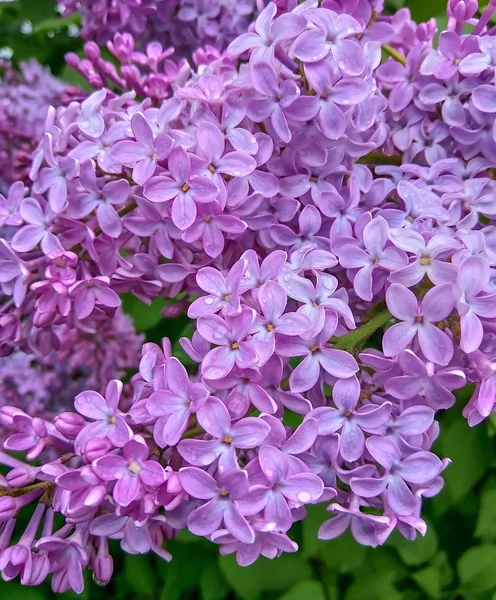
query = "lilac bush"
xmin=60 ymin=0 xmax=264 ymax=59
xmin=1 ymin=0 xmax=496 ymax=593
xmin=0 ymin=60 xmax=70 ymax=189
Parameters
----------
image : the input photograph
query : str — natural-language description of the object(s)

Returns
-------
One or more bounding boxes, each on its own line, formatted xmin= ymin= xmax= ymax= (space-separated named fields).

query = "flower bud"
xmin=54 ymin=412 xmax=86 ymax=439
xmin=80 ymin=438 xmax=113 ymax=463
xmin=93 ymin=553 xmax=114 ymax=586
xmin=0 ymin=498 xmax=18 ymax=522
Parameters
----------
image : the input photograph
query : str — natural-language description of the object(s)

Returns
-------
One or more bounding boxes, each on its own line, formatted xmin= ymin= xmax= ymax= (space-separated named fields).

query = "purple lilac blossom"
xmin=3 ymin=0 xmax=496 ymax=593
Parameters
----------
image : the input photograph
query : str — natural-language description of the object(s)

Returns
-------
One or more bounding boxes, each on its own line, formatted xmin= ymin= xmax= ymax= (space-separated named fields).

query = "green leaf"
xmin=279 ymin=580 xmax=326 ymax=600
xmin=33 ymin=14 xmax=80 ymax=34
xmin=388 ymin=524 xmax=438 ymax=566
xmin=345 ymin=573 xmax=402 ymax=600
xmin=219 ymin=553 xmax=312 ymax=600
xmin=434 ymin=418 xmax=492 ymax=511
xmin=159 ymin=539 xmax=214 ymax=600
xmin=122 ymin=294 xmax=167 ymax=331
xmin=0 ymin=581 xmax=45 ymax=600
xmin=20 ymin=0 xmax=57 ymax=24
xmin=475 ymin=483 xmax=496 ymax=541
xmin=412 ymin=565 xmax=442 ymax=598
xmin=458 ymin=545 xmax=496 ymax=593
xmin=123 ymin=554 xmax=158 ymax=598
xmin=406 ymin=0 xmax=448 ymax=21
xmin=200 ymin=562 xmax=230 ymax=600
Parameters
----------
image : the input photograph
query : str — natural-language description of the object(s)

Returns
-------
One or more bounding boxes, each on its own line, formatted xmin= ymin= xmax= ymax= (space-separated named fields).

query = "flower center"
xmin=203 ymin=215 xmax=212 ymax=222
xmin=223 ymin=435 xmax=233 ymax=444
xmin=223 ymin=294 xmax=232 ymax=302
xmin=231 ymin=341 xmax=239 ymax=350
xmin=265 ymin=323 xmax=275 ymax=332
xmin=310 ymin=344 xmax=320 ymax=352
xmin=128 ymin=460 xmax=141 ymax=475
xmin=220 ymin=490 xmax=229 ymax=496
xmin=181 ymin=183 xmax=190 ymax=192
xmin=416 ymin=315 xmax=424 ymax=323
xmin=208 ymin=164 xmax=216 ymax=173
xmin=107 ymin=415 xmax=117 ymax=425
xmin=420 ymin=256 xmax=431 ymax=266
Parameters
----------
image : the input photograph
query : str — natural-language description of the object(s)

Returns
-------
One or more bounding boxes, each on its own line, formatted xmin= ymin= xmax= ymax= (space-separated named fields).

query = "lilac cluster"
xmin=66 ymin=35 xmax=200 ymax=104
xmin=0 ymin=308 xmax=142 ymax=422
xmin=0 ymin=60 xmax=70 ymax=189
xmin=60 ymin=0 xmax=262 ymax=59
xmin=2 ymin=0 xmax=496 ymax=593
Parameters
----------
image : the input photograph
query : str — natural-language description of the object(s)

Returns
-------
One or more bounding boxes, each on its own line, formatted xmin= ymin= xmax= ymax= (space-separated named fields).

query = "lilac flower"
xmin=277 ymin=317 xmax=359 ymax=393
xmin=143 ymin=146 xmax=219 ymax=231
xmin=93 ymin=436 xmax=166 ymax=506
xmin=270 ymin=205 xmax=326 ymax=249
xmin=239 ymin=446 xmax=323 ymax=531
xmin=0 ymin=182 xmax=25 ymax=227
xmin=286 ymin=66 xmax=370 ymax=140
xmin=385 ymin=350 xmax=466 ymax=410
xmin=69 ymin=160 xmax=130 ymax=238
xmin=74 ymin=380 xmax=132 ymax=449
xmin=247 ymin=61 xmax=299 ymax=143
xmin=211 ymin=520 xmax=298 ymax=566
xmin=350 ymin=436 xmax=443 ymax=516
xmin=32 ymin=134 xmax=78 ymax=213
xmin=281 ymin=272 xmax=354 ymax=338
xmin=182 ymin=201 xmax=247 ymax=258
xmin=383 ymin=283 xmax=455 ymax=366
xmin=147 ymin=357 xmax=209 ymax=447
xmin=70 ymin=275 xmax=121 ymax=319
xmin=111 ymin=113 xmax=173 ymax=185
xmin=188 ymin=259 xmax=246 ymax=319
xmin=213 ymin=369 xmax=278 ymax=419
xmin=179 ymin=467 xmax=255 ymax=543
xmin=11 ymin=198 xmax=63 ymax=254
xmin=240 ymin=249 xmax=287 ymax=292
xmin=376 ymin=44 xmax=425 ymax=112
xmin=337 ymin=216 xmax=407 ymax=301
xmin=178 ymin=397 xmax=269 ymax=471
xmin=319 ymin=495 xmax=390 ymax=547
xmin=196 ymin=122 xmax=256 ymax=179
xmin=455 ymin=256 xmax=496 ymax=353
xmin=388 ymin=230 xmax=459 ymax=287
xmin=251 ymin=280 xmax=311 ymax=365
xmin=291 ymin=9 xmax=365 ymax=75
xmin=76 ymin=89 xmax=106 ymax=138
xmin=35 ymin=533 xmax=89 ymax=595
xmin=308 ymin=376 xmax=392 ymax=462
xmin=197 ymin=308 xmax=258 ymax=380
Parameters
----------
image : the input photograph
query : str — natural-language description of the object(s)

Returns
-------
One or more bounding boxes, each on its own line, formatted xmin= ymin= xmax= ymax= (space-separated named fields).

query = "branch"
xmin=0 ymin=481 xmax=53 ymax=498
xmin=333 ymin=308 xmax=392 ymax=355
xmin=382 ymin=45 xmax=407 ymax=65
xmin=357 ymin=151 xmax=402 ymax=166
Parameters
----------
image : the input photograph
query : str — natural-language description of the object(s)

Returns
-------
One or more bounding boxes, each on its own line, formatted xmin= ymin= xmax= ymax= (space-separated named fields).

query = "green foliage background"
xmin=1 ymin=0 xmax=496 ymax=598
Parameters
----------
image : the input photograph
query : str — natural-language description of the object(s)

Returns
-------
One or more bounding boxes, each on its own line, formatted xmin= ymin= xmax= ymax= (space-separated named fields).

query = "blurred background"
xmin=1 ymin=0 xmax=496 ymax=598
